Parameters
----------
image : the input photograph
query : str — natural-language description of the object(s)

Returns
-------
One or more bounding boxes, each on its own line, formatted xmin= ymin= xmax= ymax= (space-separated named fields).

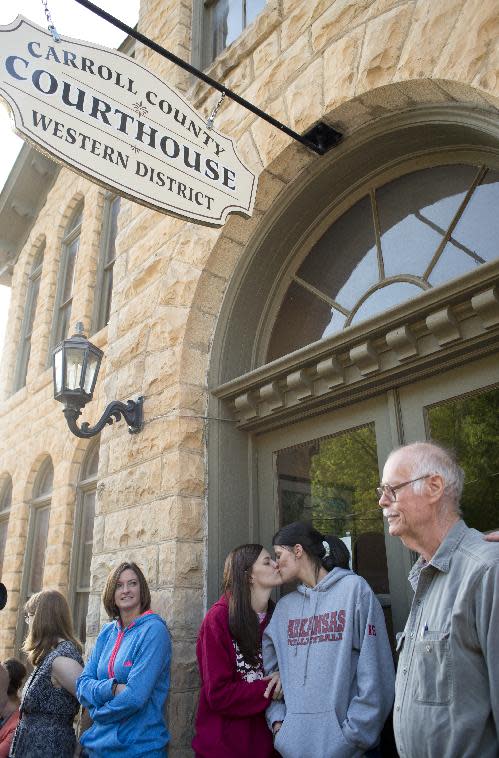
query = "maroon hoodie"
xmin=192 ymin=594 xmax=279 ymax=758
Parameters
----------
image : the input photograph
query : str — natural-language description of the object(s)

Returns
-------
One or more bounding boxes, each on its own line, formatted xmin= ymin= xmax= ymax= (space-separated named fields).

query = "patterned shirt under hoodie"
xmin=10 ymin=640 xmax=83 ymax=758
xmin=232 ymin=611 xmax=267 ymax=683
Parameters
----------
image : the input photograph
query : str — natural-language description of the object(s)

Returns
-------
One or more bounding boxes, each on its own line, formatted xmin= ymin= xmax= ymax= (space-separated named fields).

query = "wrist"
xmin=111 ymin=680 xmax=118 ymax=697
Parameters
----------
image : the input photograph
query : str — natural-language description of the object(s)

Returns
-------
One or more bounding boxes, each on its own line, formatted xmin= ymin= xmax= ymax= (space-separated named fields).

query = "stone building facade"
xmin=1 ymin=0 xmax=499 ymax=754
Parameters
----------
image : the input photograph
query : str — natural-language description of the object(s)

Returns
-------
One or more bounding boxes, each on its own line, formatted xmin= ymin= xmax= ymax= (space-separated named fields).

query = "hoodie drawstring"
xmin=295 ymin=592 xmax=308 ymax=659
xmin=303 ymin=591 xmax=321 ymax=685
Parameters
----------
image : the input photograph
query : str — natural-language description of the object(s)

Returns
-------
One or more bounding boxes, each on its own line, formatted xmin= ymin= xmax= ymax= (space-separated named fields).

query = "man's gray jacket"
xmin=394 ymin=519 xmax=499 ymax=758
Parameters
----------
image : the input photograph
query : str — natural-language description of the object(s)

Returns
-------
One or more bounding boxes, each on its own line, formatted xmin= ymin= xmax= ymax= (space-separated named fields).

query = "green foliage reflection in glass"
xmin=427 ymin=386 xmax=499 ymax=532
xmin=278 ymin=424 xmax=383 ymax=539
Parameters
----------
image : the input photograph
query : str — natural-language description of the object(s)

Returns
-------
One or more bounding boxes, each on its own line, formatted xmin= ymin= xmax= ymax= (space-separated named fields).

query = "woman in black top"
xmin=10 ymin=590 xmax=83 ymax=758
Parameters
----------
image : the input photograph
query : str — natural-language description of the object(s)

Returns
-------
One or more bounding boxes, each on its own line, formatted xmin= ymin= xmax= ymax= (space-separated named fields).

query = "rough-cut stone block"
xmin=148 ymin=307 xmax=189 ymax=350
xmin=357 ymin=4 xmax=414 ymax=93
xmin=253 ymin=31 xmax=279 ymax=78
xmin=98 ymin=457 xmax=162 ymax=514
xmin=251 ymin=98 xmax=293 ymax=166
xmin=143 ymin=347 xmax=181 ymax=396
xmin=312 ymin=0 xmax=371 ymax=53
xmin=282 ymin=4 xmax=314 ymax=49
xmin=158 ymin=540 xmax=203 ymax=586
xmin=170 ymin=638 xmax=200 ymax=690
xmin=152 ymin=587 xmax=203 ymax=637
xmin=323 ymin=26 xmax=365 ymax=111
xmin=250 ymin=35 xmax=312 ymax=107
xmin=158 ymin=259 xmax=201 ymax=308
xmin=396 ymin=0 xmax=462 ymax=80
xmin=91 ymin=545 xmax=158 ymax=591
xmin=168 ymin=690 xmax=199 ymax=748
xmin=162 ymin=450 xmax=205 ymax=498
xmin=433 ymin=0 xmax=499 ymax=92
xmin=170 ymin=227 xmax=219 ymax=270
xmin=103 ymin=499 xmax=176 ymax=549
xmin=286 ymin=58 xmax=324 ymax=133
xmin=107 ymin=324 xmax=150 ymax=372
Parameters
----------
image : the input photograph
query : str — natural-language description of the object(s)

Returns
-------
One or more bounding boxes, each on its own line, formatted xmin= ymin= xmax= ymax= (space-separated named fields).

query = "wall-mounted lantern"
xmin=52 ymin=322 xmax=143 ymax=438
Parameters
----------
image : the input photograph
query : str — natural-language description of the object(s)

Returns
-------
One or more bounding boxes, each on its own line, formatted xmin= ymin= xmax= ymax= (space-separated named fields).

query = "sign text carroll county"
xmin=0 ymin=17 xmax=257 ymax=225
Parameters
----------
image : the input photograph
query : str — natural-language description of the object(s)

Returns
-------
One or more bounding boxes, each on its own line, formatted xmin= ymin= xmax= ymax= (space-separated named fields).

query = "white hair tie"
xmin=322 ymin=540 xmax=330 ymax=558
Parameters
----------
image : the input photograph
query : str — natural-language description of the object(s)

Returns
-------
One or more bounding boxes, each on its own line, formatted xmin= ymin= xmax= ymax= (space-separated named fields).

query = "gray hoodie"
xmin=263 ymin=568 xmax=395 ymax=758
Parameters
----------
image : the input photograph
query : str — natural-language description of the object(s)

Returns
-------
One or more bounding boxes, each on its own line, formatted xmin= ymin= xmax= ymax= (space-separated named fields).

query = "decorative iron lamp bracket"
xmin=52 ymin=322 xmax=144 ymax=439
xmin=62 ymin=397 xmax=144 ymax=439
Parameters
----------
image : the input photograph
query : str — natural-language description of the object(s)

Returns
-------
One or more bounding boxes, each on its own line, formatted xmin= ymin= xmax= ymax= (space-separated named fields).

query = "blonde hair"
xmin=22 ymin=590 xmax=82 ymax=667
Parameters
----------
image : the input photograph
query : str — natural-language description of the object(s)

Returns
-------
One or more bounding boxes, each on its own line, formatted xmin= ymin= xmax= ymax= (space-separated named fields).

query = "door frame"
xmin=255 ymin=393 xmax=414 ymax=634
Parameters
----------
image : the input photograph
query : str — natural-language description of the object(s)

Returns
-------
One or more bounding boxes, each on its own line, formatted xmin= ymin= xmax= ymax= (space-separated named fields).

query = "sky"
xmin=0 ymin=0 xmax=140 ymax=356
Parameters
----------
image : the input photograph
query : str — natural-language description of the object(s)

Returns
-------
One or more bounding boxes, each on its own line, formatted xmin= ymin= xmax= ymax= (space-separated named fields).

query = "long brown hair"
xmin=102 ymin=562 xmax=151 ymax=620
xmin=22 ymin=590 xmax=82 ymax=667
xmin=223 ymin=544 xmax=273 ymax=667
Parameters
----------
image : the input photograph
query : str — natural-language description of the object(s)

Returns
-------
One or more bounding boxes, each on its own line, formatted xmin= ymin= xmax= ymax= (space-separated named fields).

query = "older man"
xmin=378 ymin=442 xmax=499 ymax=758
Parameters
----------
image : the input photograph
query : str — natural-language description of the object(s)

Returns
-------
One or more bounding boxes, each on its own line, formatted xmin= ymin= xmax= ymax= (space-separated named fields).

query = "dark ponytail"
xmin=272 ymin=521 xmax=350 ymax=575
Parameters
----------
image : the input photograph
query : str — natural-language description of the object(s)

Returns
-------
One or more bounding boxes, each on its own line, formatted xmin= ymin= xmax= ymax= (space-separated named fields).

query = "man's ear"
xmin=427 ymin=473 xmax=445 ymax=501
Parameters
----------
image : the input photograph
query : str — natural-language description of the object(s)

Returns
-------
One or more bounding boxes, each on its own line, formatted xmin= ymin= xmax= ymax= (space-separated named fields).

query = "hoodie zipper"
xmin=107 ymin=610 xmax=154 ymax=678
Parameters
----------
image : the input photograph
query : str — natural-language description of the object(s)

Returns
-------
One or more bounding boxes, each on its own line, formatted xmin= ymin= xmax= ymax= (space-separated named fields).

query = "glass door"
xmin=398 ymin=353 xmax=499 ymax=534
xmin=256 ymin=353 xmax=499 ymax=638
xmin=256 ymin=395 xmax=413 ymax=637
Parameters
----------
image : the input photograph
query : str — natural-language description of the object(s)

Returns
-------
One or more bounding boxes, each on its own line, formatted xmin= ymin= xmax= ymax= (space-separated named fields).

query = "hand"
xmin=115 ymin=683 xmax=126 ymax=695
xmin=272 ymin=721 xmax=283 ymax=738
xmin=484 ymin=531 xmax=499 ymax=542
xmin=263 ymin=671 xmax=282 ymax=699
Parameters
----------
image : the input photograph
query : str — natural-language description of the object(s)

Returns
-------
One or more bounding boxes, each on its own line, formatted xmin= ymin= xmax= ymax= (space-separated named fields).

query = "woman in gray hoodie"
xmin=263 ymin=521 xmax=394 ymax=758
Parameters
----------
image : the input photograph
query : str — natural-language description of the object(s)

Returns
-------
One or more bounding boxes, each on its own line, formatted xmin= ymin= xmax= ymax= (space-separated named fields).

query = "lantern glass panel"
xmin=84 ymin=352 xmax=100 ymax=395
xmin=54 ymin=348 xmax=63 ymax=394
xmin=66 ymin=347 xmax=85 ymax=391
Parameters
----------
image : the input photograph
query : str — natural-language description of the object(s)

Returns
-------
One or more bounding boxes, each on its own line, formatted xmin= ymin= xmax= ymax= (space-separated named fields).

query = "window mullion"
xmin=370 ymin=188 xmax=385 ymax=281
xmin=423 ymin=165 xmax=488 ymax=281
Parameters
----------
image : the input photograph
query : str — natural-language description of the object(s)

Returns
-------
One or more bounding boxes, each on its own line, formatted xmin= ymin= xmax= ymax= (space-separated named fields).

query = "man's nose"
xmin=378 ymin=489 xmax=391 ymax=509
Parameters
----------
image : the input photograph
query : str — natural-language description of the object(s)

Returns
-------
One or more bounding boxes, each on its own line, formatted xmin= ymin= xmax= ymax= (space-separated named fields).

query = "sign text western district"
xmin=0 ymin=17 xmax=257 ymax=225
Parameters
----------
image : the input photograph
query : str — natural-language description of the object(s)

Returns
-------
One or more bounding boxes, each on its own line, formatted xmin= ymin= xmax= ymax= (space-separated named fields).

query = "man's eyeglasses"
xmin=376 ymin=474 xmax=432 ymax=504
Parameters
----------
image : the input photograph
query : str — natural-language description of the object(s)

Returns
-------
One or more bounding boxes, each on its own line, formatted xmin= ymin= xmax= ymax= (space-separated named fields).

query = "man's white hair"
xmin=388 ymin=441 xmax=464 ymax=513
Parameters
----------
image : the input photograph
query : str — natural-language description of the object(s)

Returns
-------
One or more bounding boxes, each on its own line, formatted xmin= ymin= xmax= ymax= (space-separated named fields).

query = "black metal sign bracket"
xmin=71 ymin=0 xmax=342 ymax=155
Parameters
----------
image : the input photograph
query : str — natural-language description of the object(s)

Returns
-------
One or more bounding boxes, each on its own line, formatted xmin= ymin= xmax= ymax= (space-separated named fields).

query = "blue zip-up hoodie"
xmin=77 ymin=611 xmax=171 ymax=757
xmin=263 ymin=568 xmax=395 ymax=758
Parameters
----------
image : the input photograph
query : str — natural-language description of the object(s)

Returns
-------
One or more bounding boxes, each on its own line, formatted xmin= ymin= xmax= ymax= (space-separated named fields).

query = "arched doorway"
xmin=207 ymin=104 xmax=499 ymax=631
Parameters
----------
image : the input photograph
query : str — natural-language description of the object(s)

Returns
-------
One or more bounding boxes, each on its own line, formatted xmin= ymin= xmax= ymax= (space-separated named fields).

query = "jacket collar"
xmin=408 ymin=519 xmax=467 ymax=589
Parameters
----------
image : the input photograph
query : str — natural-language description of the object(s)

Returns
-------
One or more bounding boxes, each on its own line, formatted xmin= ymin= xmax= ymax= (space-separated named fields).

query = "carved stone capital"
xmin=349 ymin=341 xmax=379 ymax=375
xmin=385 ymin=325 xmax=418 ymax=361
xmin=471 ymin=286 xmax=499 ymax=329
xmin=426 ymin=307 xmax=461 ymax=345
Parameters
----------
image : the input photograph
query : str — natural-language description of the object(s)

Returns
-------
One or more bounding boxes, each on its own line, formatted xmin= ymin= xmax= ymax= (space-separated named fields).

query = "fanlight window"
xmin=267 ymin=164 xmax=499 ymax=361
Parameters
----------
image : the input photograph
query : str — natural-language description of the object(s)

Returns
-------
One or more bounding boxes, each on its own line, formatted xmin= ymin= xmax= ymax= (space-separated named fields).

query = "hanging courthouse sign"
xmin=0 ymin=17 xmax=257 ymax=226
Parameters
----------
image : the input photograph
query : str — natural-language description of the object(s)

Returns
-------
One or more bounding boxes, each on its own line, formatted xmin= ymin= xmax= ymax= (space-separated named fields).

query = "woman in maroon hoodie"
xmin=193 ymin=544 xmax=283 ymax=757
